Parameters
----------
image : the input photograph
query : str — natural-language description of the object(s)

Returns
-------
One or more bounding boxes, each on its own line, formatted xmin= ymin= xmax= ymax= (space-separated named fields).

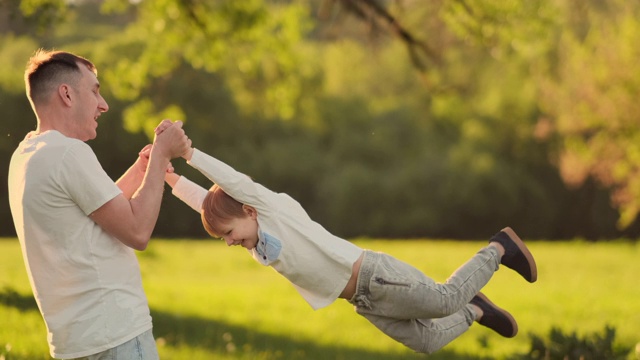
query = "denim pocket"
xmin=373 ymin=277 xmax=411 ymax=287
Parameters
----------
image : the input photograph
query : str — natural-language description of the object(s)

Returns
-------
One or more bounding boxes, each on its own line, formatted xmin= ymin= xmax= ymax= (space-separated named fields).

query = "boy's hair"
xmin=201 ymin=184 xmax=246 ymax=237
xmin=24 ymin=49 xmax=96 ymax=107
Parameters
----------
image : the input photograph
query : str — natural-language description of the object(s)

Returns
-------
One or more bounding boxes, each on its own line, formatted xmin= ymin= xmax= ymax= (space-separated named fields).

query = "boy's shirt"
xmin=172 ymin=148 xmax=363 ymax=309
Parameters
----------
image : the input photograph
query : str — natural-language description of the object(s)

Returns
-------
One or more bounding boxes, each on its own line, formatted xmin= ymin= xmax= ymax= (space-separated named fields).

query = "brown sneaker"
xmin=470 ymin=292 xmax=518 ymax=338
xmin=490 ymin=227 xmax=537 ymax=283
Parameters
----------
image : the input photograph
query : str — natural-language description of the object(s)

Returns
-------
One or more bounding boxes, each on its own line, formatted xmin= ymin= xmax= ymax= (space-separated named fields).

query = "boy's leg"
xmin=348 ymin=228 xmax=534 ymax=354
xmin=351 ymin=227 xmax=535 ymax=320
xmin=358 ymin=306 xmax=476 ymax=354
xmin=358 ymin=294 xmax=518 ymax=354
xmin=351 ymin=246 xmax=500 ymax=320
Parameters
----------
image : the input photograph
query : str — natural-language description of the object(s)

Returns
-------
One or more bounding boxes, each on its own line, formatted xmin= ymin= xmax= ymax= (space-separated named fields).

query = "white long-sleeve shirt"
xmin=172 ymin=148 xmax=363 ymax=309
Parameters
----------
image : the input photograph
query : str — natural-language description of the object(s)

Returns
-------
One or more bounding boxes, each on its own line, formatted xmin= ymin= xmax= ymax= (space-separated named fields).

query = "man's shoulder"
xmin=44 ymin=132 xmax=96 ymax=161
xmin=20 ymin=130 xmax=89 ymax=152
xmin=47 ymin=131 xmax=89 ymax=148
xmin=19 ymin=132 xmax=99 ymax=173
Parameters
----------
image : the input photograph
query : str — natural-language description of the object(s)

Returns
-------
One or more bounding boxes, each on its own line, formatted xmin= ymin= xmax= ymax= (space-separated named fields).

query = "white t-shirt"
xmin=172 ymin=148 xmax=364 ymax=310
xmin=8 ymin=131 xmax=152 ymax=359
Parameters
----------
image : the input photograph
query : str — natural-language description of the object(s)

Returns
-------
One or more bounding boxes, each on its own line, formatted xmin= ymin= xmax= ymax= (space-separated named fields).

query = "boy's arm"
xmin=166 ymin=171 xmax=208 ymax=213
xmin=184 ymin=148 xmax=274 ymax=210
xmin=165 ymin=172 xmax=181 ymax=188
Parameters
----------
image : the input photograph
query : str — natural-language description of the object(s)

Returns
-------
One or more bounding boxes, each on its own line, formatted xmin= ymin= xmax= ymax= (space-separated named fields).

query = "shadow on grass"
xmin=151 ymin=309 xmax=492 ymax=360
xmin=0 ymin=289 xmax=491 ymax=360
xmin=0 ymin=287 xmax=38 ymax=312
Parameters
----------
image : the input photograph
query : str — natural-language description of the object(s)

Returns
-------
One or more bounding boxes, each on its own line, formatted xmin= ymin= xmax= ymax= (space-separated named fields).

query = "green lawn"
xmin=1 ymin=238 xmax=639 ymax=359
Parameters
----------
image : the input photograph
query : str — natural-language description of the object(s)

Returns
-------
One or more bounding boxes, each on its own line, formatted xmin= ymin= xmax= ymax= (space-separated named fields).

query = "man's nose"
xmin=99 ymin=95 xmax=109 ymax=113
xmin=224 ymin=237 xmax=234 ymax=246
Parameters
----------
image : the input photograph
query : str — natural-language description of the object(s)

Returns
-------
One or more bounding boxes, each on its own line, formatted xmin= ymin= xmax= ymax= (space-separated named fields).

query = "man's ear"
xmin=58 ymin=84 xmax=72 ymax=107
xmin=242 ymin=205 xmax=258 ymax=219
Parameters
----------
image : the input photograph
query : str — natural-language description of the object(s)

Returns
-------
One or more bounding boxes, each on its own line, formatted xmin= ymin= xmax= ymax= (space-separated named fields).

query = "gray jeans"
xmin=68 ymin=329 xmax=159 ymax=360
xmin=348 ymin=246 xmax=501 ymax=354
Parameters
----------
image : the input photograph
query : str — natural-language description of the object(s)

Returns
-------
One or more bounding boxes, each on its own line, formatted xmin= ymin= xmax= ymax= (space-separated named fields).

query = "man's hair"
xmin=201 ymin=184 xmax=246 ymax=238
xmin=24 ymin=49 xmax=96 ymax=106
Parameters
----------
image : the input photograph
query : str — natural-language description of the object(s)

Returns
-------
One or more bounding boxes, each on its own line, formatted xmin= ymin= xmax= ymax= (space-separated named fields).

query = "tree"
xmin=536 ymin=0 xmax=640 ymax=229
xmin=0 ymin=0 xmax=631 ymax=239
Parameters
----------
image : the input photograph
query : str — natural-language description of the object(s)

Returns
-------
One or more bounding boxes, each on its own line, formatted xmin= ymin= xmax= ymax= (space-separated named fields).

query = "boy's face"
xmin=219 ymin=206 xmax=259 ymax=250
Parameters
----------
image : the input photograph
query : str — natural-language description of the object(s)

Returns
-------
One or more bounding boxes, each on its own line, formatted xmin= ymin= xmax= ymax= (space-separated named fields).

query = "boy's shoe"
xmin=490 ymin=227 xmax=537 ymax=283
xmin=470 ymin=292 xmax=518 ymax=338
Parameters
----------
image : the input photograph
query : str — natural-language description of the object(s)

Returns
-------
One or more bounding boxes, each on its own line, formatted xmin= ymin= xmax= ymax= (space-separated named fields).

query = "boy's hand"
xmin=133 ymin=144 xmax=153 ymax=174
xmin=154 ymin=119 xmax=173 ymax=136
xmin=134 ymin=144 xmax=174 ymax=173
xmin=182 ymin=147 xmax=194 ymax=161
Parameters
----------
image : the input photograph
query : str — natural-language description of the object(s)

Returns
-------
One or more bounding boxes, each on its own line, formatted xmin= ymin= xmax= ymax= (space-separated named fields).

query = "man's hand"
xmin=133 ymin=144 xmax=174 ymax=174
xmin=153 ymin=120 xmax=191 ymax=160
xmin=155 ymin=119 xmax=194 ymax=161
xmin=154 ymin=119 xmax=173 ymax=136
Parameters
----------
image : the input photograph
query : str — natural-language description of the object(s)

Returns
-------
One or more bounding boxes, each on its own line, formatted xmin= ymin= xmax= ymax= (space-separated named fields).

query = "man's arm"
xmin=116 ymin=144 xmax=151 ymax=199
xmin=117 ymin=145 xmax=174 ymax=199
xmin=90 ymin=120 xmax=190 ymax=250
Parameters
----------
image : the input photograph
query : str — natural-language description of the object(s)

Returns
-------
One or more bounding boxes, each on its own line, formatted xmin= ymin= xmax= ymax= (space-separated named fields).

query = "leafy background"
xmin=2 ymin=0 xmax=640 ymax=240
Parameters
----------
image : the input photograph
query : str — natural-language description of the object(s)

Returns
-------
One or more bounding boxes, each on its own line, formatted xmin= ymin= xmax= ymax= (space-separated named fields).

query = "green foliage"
xmin=440 ymin=0 xmax=557 ymax=59
xmin=97 ymin=0 xmax=314 ymax=123
xmin=123 ymin=98 xmax=186 ymax=139
xmin=520 ymin=326 xmax=631 ymax=360
xmin=536 ymin=2 xmax=640 ymax=229
xmin=0 ymin=35 xmax=37 ymax=93
xmin=16 ymin=0 xmax=69 ymax=33
xmin=1 ymin=0 xmax=638 ymax=239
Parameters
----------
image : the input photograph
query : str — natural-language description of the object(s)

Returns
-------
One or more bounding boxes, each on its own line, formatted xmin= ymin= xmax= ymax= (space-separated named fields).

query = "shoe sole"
xmin=476 ymin=292 xmax=518 ymax=338
xmin=501 ymin=227 xmax=538 ymax=283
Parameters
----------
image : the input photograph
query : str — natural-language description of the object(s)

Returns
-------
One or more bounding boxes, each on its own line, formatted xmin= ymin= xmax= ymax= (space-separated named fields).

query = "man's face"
xmin=70 ymin=65 xmax=109 ymax=141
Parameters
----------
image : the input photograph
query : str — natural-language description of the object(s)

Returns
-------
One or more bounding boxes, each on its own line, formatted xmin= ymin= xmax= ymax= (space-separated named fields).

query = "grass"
xmin=1 ymin=238 xmax=639 ymax=359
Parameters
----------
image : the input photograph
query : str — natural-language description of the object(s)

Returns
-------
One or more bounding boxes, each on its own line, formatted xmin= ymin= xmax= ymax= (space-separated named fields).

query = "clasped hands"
xmin=135 ymin=119 xmax=193 ymax=174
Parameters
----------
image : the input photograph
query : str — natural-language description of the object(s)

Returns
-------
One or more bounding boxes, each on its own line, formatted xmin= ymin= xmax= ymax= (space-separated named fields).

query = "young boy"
xmin=164 ymin=143 xmax=537 ymax=354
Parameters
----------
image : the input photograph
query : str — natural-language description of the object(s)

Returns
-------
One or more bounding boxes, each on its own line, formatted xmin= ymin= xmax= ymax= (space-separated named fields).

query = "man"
xmin=8 ymin=49 xmax=189 ymax=359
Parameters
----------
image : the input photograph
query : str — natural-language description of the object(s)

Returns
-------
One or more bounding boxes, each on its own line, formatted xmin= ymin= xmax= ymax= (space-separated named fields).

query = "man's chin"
xmin=86 ymin=131 xmax=97 ymax=141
